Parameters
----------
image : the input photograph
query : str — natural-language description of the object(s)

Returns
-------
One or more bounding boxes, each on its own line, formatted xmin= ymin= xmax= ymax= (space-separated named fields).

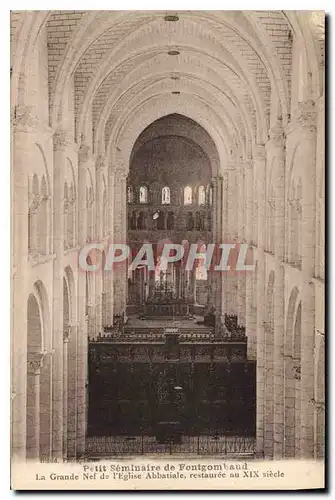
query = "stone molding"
xmin=78 ymin=144 xmax=91 ymax=163
xmin=12 ymin=105 xmax=38 ymax=132
xmin=253 ymin=144 xmax=266 ymax=162
xmin=296 ymin=99 xmax=317 ymax=131
xmin=27 ymin=352 xmax=46 ymax=375
xmin=96 ymin=154 xmax=106 ymax=170
xmin=53 ymin=129 xmax=71 ymax=151
xmin=267 ymin=118 xmax=285 ymax=147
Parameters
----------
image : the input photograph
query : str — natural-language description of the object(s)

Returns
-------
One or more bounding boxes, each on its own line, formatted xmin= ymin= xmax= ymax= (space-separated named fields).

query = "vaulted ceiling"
xmin=11 ymin=11 xmax=325 ymax=165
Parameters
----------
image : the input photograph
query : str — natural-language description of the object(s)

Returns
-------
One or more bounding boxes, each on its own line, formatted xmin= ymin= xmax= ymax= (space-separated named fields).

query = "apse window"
xmin=208 ymin=185 xmax=213 ymax=205
xmin=162 ymin=186 xmax=171 ymax=205
xmin=139 ymin=186 xmax=148 ymax=204
xmin=184 ymin=185 xmax=192 ymax=205
xmin=198 ymin=185 xmax=206 ymax=205
xmin=196 ymin=244 xmax=208 ymax=280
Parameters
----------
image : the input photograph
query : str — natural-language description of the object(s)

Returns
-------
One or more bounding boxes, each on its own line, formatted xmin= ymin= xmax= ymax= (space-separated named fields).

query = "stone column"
xmin=237 ymin=162 xmax=246 ymax=327
xmin=298 ymin=100 xmax=317 ymax=458
xmin=113 ymin=167 xmax=127 ymax=317
xmin=255 ymin=145 xmax=266 ymax=456
xmin=269 ymin=119 xmax=286 ymax=459
xmin=220 ymin=171 xmax=229 ymax=325
xmin=245 ymin=159 xmax=257 ymax=359
xmin=52 ymin=128 xmax=70 ymax=459
xmin=226 ymin=165 xmax=238 ymax=317
xmin=26 ymin=353 xmax=45 ymax=460
xmin=12 ymin=106 xmax=33 ymax=460
xmin=105 ymin=165 xmax=115 ymax=325
xmin=67 ymin=324 xmax=77 ymax=459
xmin=62 ymin=328 xmax=69 ymax=459
xmin=95 ymin=155 xmax=105 ymax=336
xmin=214 ymin=176 xmax=223 ymax=324
xmin=29 ymin=199 xmax=39 ymax=255
xmin=39 ymin=352 xmax=52 ymax=460
xmin=77 ymin=143 xmax=89 ymax=456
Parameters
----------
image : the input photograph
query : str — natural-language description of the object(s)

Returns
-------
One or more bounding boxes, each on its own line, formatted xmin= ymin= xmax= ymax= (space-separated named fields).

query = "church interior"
xmin=11 ymin=10 xmax=324 ymax=460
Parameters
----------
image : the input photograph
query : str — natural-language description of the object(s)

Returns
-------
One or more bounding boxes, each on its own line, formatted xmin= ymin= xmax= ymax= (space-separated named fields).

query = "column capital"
xmin=53 ymin=129 xmax=71 ymax=151
xmin=114 ymin=167 xmax=128 ymax=181
xmin=63 ymin=326 xmax=70 ymax=343
xmin=29 ymin=194 xmax=41 ymax=213
xmin=12 ymin=105 xmax=38 ymax=132
xmin=78 ymin=143 xmax=91 ymax=163
xmin=267 ymin=118 xmax=285 ymax=147
xmin=296 ymin=99 xmax=317 ymax=130
xmin=27 ymin=352 xmax=46 ymax=375
xmin=253 ymin=144 xmax=266 ymax=161
xmin=96 ymin=154 xmax=106 ymax=170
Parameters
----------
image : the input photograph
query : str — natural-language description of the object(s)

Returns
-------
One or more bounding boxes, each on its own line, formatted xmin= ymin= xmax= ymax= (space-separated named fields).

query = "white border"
xmin=2 ymin=4 xmax=331 ymax=498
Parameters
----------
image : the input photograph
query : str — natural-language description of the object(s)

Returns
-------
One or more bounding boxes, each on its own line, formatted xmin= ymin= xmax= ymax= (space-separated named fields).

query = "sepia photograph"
xmin=10 ymin=8 xmax=325 ymax=490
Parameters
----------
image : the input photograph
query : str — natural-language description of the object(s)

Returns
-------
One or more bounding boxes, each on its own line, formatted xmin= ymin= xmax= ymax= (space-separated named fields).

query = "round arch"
xmin=108 ymin=94 xmax=230 ymax=175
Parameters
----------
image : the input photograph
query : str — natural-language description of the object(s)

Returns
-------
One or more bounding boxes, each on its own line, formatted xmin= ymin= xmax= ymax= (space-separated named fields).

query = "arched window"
xmin=162 ymin=186 xmax=170 ymax=205
xmin=184 ymin=186 xmax=192 ymax=205
xmin=198 ymin=185 xmax=206 ymax=205
xmin=196 ymin=244 xmax=208 ymax=280
xmin=208 ymin=185 xmax=213 ymax=205
xmin=139 ymin=186 xmax=148 ymax=204
xmin=127 ymin=186 xmax=134 ymax=204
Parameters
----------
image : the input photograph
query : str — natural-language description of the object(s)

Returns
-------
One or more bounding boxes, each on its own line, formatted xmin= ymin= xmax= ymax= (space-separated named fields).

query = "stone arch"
xmin=11 ymin=11 xmax=49 ymax=108
xmin=97 ymin=67 xmax=251 ymax=153
xmin=27 ymin=293 xmax=42 ymax=355
xmin=284 ymin=286 xmax=301 ymax=458
xmin=109 ymin=95 xmax=229 ymax=174
xmin=26 ymin=279 xmax=51 ymax=460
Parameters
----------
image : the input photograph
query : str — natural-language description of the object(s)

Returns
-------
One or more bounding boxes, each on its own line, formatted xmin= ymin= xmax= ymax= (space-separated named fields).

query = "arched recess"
xmin=26 ymin=280 xmax=51 ymax=460
xmin=264 ymin=270 xmax=275 ymax=457
xmin=108 ymin=94 xmax=230 ymax=175
xmin=63 ymin=266 xmax=77 ymax=458
xmin=284 ymin=286 xmax=302 ymax=458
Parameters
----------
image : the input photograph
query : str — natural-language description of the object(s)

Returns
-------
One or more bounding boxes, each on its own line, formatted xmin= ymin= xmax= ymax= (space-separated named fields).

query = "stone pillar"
xmin=298 ymin=100 xmax=317 ymax=458
xmin=67 ymin=324 xmax=77 ymax=459
xmin=62 ymin=328 xmax=69 ymax=459
xmin=255 ymin=145 xmax=266 ymax=456
xmin=26 ymin=353 xmax=45 ymax=460
xmin=214 ymin=176 xmax=223 ymax=324
xmin=105 ymin=165 xmax=115 ymax=325
xmin=237 ymin=162 xmax=246 ymax=327
xmin=12 ymin=107 xmax=33 ymax=460
xmin=52 ymin=129 xmax=70 ymax=459
xmin=245 ymin=159 xmax=257 ymax=359
xmin=39 ymin=352 xmax=52 ymax=460
xmin=225 ymin=165 xmax=238 ymax=316
xmin=29 ymin=201 xmax=39 ymax=254
xmin=113 ymin=167 xmax=127 ymax=317
xmin=268 ymin=119 xmax=286 ymax=459
xmin=95 ymin=155 xmax=105 ymax=336
xmin=77 ymin=143 xmax=89 ymax=456
xmin=220 ymin=171 xmax=229 ymax=324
